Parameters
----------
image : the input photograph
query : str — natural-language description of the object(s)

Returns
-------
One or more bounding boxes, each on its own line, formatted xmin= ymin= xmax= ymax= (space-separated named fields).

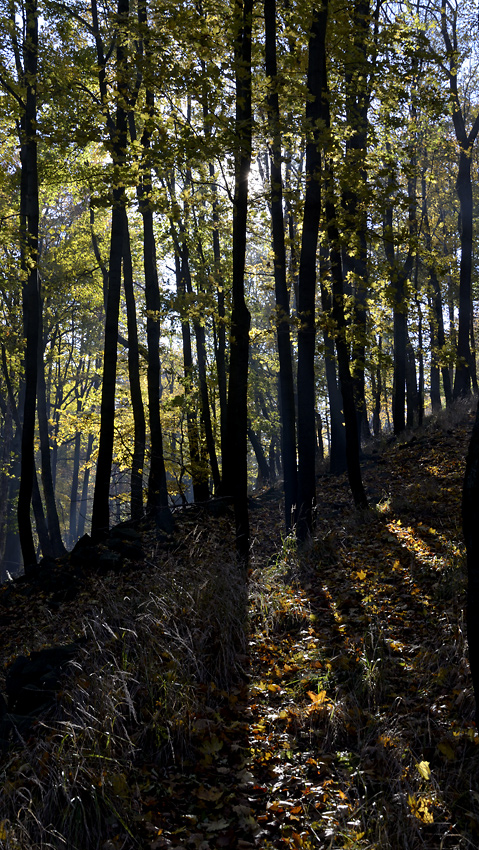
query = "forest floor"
xmin=0 ymin=398 xmax=478 ymax=849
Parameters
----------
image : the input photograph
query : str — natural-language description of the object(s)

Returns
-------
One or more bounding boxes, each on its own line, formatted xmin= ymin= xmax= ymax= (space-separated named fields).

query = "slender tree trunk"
xmin=454 ymin=150 xmax=474 ymax=398
xmin=224 ymin=0 xmax=253 ymax=559
xmin=296 ymin=4 xmax=327 ymax=540
xmin=323 ymin=67 xmax=367 ymax=508
xmin=77 ymin=432 xmax=94 ymax=539
xmin=441 ymin=8 xmax=479 ymax=399
xmin=201 ymin=81 xmax=228 ymax=487
xmin=136 ymin=0 xmax=172 ymax=531
xmin=37 ymin=306 xmax=65 ymax=556
xmin=122 ymin=209 xmax=146 ymax=520
xmin=69 ymin=420 xmax=81 ymax=546
xmin=248 ymin=424 xmax=271 ymax=484
xmin=320 ymin=275 xmax=347 ymax=474
xmin=462 ymin=400 xmax=479 ymax=725
xmin=264 ymin=0 xmax=297 ymax=530
xmin=405 ymin=331 xmax=419 ymax=429
xmin=91 ymin=189 xmax=124 ymax=538
xmin=342 ymin=0 xmax=370 ymax=444
xmin=326 ymin=195 xmax=367 ymax=507
xmin=176 ymin=244 xmax=208 ymax=503
xmin=17 ymin=0 xmax=40 ymax=574
xmin=91 ymin=0 xmax=130 ymax=539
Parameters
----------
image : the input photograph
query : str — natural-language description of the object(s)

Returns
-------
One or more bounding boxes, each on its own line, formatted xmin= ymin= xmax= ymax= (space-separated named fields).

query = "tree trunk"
xmin=453 ymin=150 xmax=474 ymax=398
xmin=37 ymin=306 xmax=65 ymax=556
xmin=135 ymin=0 xmax=173 ymax=532
xmin=224 ymin=0 xmax=253 ymax=559
xmin=91 ymin=0 xmax=130 ymax=539
xmin=122 ymin=209 xmax=146 ymax=520
xmin=248 ymin=424 xmax=271 ymax=485
xmin=320 ymin=277 xmax=347 ymax=474
xmin=264 ymin=0 xmax=297 ymax=530
xmin=17 ymin=0 xmax=40 ymax=575
xmin=322 ymin=14 xmax=367 ymax=510
xmin=405 ymin=331 xmax=419 ymax=429
xmin=77 ymin=432 xmax=94 ymax=539
xmin=462 ymin=400 xmax=479 ymax=725
xmin=296 ymin=4 xmax=327 ymax=540
xmin=342 ymin=0 xmax=370 ymax=445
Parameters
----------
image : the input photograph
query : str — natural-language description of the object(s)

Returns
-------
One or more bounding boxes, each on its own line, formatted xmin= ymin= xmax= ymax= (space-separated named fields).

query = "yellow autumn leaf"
xmin=307 ymin=689 xmax=327 ymax=704
xmin=356 ymin=569 xmax=367 ymax=581
xmin=416 ymin=760 xmax=431 ymax=780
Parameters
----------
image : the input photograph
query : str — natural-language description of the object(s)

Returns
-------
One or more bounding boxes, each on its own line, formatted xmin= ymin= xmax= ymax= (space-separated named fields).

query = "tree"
xmin=224 ymin=0 xmax=253 ymax=559
xmin=296 ymin=3 xmax=327 ymax=541
xmin=264 ymin=0 xmax=297 ymax=530
xmin=440 ymin=1 xmax=479 ymax=398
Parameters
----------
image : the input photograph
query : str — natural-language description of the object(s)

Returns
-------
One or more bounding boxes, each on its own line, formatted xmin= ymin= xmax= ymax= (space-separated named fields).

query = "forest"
xmin=2 ymin=0 xmax=479 ymax=570
xmin=1 ymin=0 xmax=479 ymax=846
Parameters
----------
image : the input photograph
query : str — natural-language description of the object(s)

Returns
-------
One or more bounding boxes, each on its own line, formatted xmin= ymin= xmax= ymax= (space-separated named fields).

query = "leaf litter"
xmin=0 ymin=400 xmax=479 ymax=848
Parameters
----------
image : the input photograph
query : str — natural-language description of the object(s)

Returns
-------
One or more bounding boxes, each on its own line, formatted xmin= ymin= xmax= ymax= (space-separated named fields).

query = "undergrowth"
xmin=0 ymin=398 xmax=478 ymax=849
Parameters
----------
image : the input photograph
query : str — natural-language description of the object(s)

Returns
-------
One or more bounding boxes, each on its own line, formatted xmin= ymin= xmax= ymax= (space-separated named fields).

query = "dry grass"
xmin=0 ymin=513 xmax=247 ymax=849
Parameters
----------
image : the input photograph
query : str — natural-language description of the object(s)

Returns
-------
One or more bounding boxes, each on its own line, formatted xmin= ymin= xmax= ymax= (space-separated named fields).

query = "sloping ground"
xmin=0 ymin=399 xmax=478 ymax=849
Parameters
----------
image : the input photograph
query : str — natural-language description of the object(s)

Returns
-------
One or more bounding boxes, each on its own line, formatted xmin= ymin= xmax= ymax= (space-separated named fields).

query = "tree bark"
xmin=17 ymin=0 xmax=40 ymax=574
xmin=296 ymin=4 xmax=327 ymax=540
xmin=136 ymin=0 xmax=173 ymax=531
xmin=462 ymin=401 xmax=479 ymax=726
xmin=341 ymin=0 xmax=370 ymax=444
xmin=122 ymin=209 xmax=146 ymax=520
xmin=264 ymin=0 xmax=297 ymax=530
xmin=91 ymin=0 xmax=130 ymax=538
xmin=224 ymin=0 xmax=253 ymax=559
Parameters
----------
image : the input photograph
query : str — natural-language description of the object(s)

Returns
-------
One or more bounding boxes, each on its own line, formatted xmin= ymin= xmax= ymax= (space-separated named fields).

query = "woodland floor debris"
xmin=0 ymin=401 xmax=478 ymax=848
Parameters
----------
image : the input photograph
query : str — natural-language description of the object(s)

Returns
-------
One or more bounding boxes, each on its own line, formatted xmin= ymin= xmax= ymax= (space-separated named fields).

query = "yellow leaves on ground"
xmin=408 ymin=793 xmax=434 ymax=824
xmin=416 ymin=760 xmax=431 ymax=780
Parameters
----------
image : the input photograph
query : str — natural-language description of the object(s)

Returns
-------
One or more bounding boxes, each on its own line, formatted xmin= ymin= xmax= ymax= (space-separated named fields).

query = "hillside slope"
xmin=0 ymin=399 xmax=477 ymax=849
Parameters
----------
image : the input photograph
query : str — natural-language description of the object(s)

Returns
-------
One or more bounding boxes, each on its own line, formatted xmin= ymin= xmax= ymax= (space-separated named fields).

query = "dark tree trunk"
xmin=441 ymin=8 xmax=479 ymax=399
xmin=32 ymin=470 xmax=53 ymax=560
xmin=224 ymin=0 xmax=253 ymax=559
xmin=91 ymin=0 xmax=130 ymax=539
xmin=322 ymin=17 xmax=367 ymax=509
xmin=248 ymin=424 xmax=271 ymax=484
xmin=77 ymin=432 xmax=94 ymax=539
xmin=320 ymin=277 xmax=347 ymax=474
xmin=296 ymin=4 xmax=327 ymax=540
xmin=371 ymin=347 xmax=382 ymax=437
xmin=69 ymin=420 xmax=81 ymax=546
xmin=122 ymin=209 xmax=146 ymax=520
xmin=422 ymin=168 xmax=452 ymax=408
xmin=462 ymin=400 xmax=479 ymax=725
xmin=134 ymin=0 xmax=172 ymax=531
xmin=201 ymin=86 xmax=228 ymax=489
xmin=342 ymin=0 xmax=370 ymax=445
xmin=175 ymin=243 xmax=209 ymax=504
xmin=326 ymin=201 xmax=367 ymax=508
xmin=37 ymin=306 xmax=65 ymax=556
xmin=453 ymin=151 xmax=474 ymax=398
xmin=17 ymin=0 xmax=40 ymax=575
xmin=405 ymin=332 xmax=419 ymax=429
xmin=91 ymin=190 xmax=124 ymax=539
xmin=264 ymin=0 xmax=297 ymax=530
